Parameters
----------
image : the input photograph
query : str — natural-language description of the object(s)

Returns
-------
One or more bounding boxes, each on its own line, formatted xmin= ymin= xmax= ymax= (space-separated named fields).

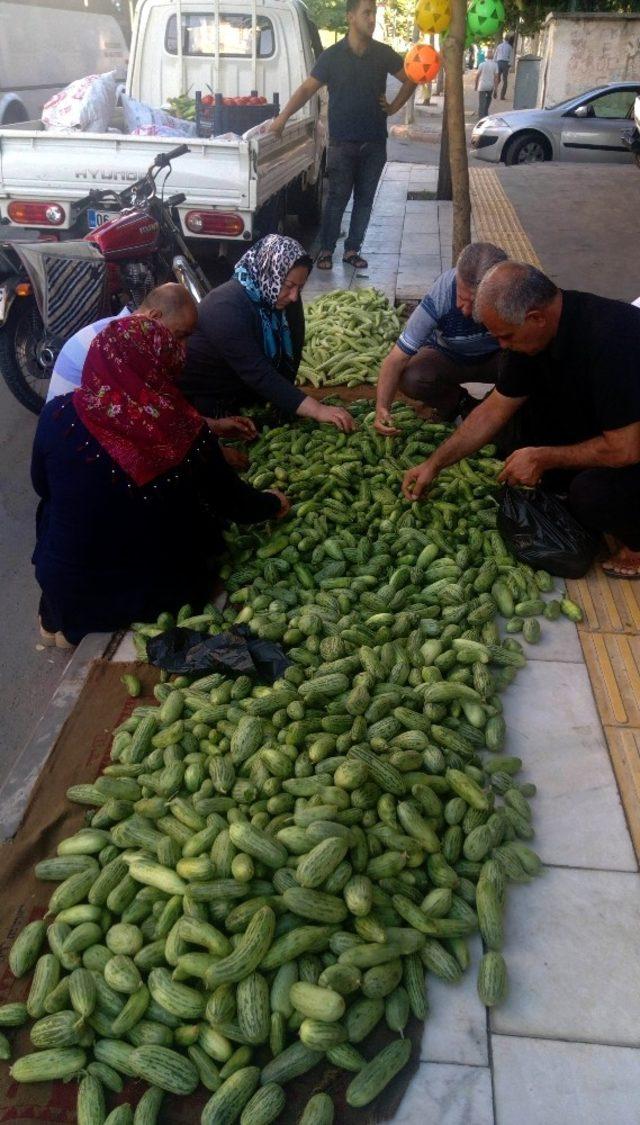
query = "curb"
xmin=0 ymin=632 xmax=112 ymax=841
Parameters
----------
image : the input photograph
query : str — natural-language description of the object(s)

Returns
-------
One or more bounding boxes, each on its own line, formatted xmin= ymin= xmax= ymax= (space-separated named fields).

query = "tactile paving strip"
xmin=605 ymin=728 xmax=640 ymax=854
xmin=567 ymin=574 xmax=640 ymax=635
xmin=457 ymin=165 xmax=640 ymax=860
xmin=469 ymin=167 xmax=542 ymax=266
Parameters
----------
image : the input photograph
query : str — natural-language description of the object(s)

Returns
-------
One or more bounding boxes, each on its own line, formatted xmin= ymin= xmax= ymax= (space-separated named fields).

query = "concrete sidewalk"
xmin=304 ymin=162 xmax=452 ymax=306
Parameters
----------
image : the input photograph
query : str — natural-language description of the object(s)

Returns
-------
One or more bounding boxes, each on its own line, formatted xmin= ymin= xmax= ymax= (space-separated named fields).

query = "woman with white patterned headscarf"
xmin=181 ymin=234 xmax=354 ymax=432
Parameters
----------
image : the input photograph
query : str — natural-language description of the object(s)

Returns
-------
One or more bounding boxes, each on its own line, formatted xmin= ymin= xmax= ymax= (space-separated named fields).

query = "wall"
xmin=538 ymin=13 xmax=640 ymax=107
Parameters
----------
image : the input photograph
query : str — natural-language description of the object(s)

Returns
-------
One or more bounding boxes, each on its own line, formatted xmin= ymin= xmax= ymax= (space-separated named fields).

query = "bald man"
xmin=46 ymin=285 xmax=257 ymax=458
xmin=402 ymin=261 xmax=640 ymax=579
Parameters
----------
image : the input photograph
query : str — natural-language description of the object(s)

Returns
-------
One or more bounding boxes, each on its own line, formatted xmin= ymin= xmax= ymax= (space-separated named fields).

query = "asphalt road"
xmin=0 ymin=376 xmax=73 ymax=773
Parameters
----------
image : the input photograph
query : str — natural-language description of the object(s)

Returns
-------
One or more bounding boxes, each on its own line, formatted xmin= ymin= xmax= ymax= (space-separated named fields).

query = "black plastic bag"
xmin=146 ymin=624 xmax=290 ymax=683
xmin=497 ymin=485 xmax=599 ymax=578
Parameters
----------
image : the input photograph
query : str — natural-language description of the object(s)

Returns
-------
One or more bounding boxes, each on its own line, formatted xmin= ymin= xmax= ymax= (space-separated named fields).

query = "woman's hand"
xmin=208 ymin=416 xmax=258 ymax=442
xmin=266 ymin=488 xmax=291 ymax=519
xmin=374 ymin=407 xmax=401 ymax=436
xmin=314 ymin=402 xmax=356 ymax=432
xmin=221 ymin=445 xmax=250 ymax=471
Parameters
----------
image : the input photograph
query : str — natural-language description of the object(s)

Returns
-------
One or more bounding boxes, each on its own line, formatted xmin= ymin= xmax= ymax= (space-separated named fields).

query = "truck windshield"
xmin=165 ymin=12 xmax=275 ymax=58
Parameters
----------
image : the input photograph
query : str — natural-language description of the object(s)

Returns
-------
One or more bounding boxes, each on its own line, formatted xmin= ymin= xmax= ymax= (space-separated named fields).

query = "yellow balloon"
xmin=415 ymin=0 xmax=451 ymax=36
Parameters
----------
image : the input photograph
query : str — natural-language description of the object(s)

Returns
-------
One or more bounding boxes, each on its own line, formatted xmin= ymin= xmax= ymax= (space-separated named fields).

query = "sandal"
xmin=601 ymin=562 xmax=640 ymax=580
xmin=343 ymin=252 xmax=368 ymax=269
xmin=316 ymin=253 xmax=333 ymax=270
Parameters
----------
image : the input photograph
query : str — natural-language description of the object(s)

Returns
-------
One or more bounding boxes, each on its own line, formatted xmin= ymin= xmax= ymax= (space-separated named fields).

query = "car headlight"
xmin=480 ymin=116 xmax=509 ymax=129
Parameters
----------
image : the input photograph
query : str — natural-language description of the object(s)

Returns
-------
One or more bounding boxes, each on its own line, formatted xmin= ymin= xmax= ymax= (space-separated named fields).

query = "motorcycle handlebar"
xmin=154 ymin=144 xmax=190 ymax=168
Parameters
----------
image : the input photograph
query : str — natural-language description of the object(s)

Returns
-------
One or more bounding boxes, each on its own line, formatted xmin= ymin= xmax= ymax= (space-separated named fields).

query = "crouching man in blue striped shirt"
xmin=374 ymin=242 xmax=507 ymax=431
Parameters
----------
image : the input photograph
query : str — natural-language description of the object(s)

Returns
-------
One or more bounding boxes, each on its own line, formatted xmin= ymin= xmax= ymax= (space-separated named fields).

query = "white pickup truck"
xmin=0 ymin=0 xmax=326 ymax=256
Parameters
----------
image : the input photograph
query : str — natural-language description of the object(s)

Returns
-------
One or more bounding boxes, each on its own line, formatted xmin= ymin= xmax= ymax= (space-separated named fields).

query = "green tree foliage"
xmin=504 ymin=0 xmax=640 ymax=37
xmin=304 ymin=0 xmax=348 ymax=33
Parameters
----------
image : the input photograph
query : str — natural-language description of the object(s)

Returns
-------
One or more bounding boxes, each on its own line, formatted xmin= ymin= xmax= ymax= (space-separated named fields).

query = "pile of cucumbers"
xmin=298 ymin=290 xmax=404 ymax=388
xmin=2 ymin=403 xmax=583 ymax=1123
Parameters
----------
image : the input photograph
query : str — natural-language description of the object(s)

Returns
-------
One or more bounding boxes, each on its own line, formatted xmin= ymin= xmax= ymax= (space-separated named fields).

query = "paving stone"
xmin=492 ymin=1035 xmax=640 ymax=1125
xmin=500 ymin=659 xmax=637 ymax=871
xmin=421 ymin=935 xmax=489 ymax=1066
xmin=491 ymin=867 xmax=640 ymax=1044
xmin=384 ymin=1062 xmax=494 ymax=1125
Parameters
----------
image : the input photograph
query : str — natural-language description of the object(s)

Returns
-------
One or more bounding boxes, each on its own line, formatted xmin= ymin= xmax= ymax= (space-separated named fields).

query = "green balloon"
xmin=467 ymin=0 xmax=505 ymax=38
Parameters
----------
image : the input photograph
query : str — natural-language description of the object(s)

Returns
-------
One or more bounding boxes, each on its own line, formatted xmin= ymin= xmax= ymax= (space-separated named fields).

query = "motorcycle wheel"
xmin=0 ymin=296 xmax=54 ymax=414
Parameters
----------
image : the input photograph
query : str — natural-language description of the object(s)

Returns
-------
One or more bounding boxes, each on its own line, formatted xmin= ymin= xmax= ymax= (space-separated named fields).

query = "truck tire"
xmin=0 ymin=297 xmax=54 ymax=413
xmin=254 ymin=190 xmax=287 ymax=240
xmin=297 ymin=169 xmax=325 ymax=228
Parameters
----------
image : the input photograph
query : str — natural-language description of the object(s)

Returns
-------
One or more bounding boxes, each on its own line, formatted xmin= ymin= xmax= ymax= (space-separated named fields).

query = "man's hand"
xmin=402 ymin=460 xmax=438 ymax=501
xmin=221 ymin=445 xmax=249 ymax=471
xmin=315 ymin=403 xmax=356 ymax=433
xmin=211 ymin=416 xmax=258 ymax=442
xmin=267 ymin=488 xmax=291 ymax=519
xmin=498 ymin=447 xmax=547 ymax=487
xmin=379 ymin=95 xmax=394 ymax=117
xmin=374 ymin=408 xmax=401 ymax=436
xmin=269 ymin=116 xmax=285 ymax=137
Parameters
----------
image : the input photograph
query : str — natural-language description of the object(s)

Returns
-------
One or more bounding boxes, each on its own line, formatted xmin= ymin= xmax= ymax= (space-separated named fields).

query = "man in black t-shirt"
xmin=270 ymin=0 xmax=416 ymax=271
xmin=401 ymin=261 xmax=640 ymax=578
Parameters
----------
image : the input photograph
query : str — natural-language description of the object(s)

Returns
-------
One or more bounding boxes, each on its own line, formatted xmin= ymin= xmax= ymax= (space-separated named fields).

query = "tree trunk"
xmin=441 ymin=0 xmax=471 ymax=261
xmin=436 ymin=108 xmax=451 ymax=201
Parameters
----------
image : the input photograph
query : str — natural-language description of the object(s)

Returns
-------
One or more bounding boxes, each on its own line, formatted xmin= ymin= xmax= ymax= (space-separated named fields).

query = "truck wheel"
xmin=0 ymin=297 xmax=54 ymax=414
xmin=254 ymin=191 xmax=287 ymax=239
xmin=297 ymin=170 xmax=325 ymax=228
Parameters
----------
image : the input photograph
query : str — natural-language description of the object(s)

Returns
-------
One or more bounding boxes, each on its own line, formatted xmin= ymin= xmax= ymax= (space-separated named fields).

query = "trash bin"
xmin=513 ymin=55 xmax=542 ymax=110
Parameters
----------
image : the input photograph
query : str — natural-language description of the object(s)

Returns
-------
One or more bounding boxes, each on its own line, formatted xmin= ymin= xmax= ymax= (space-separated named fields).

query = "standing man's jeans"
xmin=497 ymin=60 xmax=510 ymax=99
xmin=319 ymin=141 xmax=387 ymax=255
xmin=478 ymin=89 xmax=493 ymax=118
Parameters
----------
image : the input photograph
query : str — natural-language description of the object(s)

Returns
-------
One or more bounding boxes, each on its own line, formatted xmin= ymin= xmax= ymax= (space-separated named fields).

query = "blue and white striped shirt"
xmin=46 ymin=307 xmax=131 ymax=402
xmin=397 ymin=269 xmax=498 ymax=365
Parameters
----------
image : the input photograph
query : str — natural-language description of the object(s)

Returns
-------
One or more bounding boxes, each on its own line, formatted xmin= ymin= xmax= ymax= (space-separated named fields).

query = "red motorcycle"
xmin=0 ymin=144 xmax=210 ymax=412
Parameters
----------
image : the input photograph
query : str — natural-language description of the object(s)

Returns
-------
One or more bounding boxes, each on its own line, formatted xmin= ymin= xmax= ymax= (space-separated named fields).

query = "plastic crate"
xmin=196 ymin=90 xmax=280 ymax=138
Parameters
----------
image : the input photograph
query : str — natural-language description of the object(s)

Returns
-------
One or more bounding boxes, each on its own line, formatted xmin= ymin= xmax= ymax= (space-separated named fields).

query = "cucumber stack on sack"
xmin=2 ymin=402 xmax=583 ymax=1122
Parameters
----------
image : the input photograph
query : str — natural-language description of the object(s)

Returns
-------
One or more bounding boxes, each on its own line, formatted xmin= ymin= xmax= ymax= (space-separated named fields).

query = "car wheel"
xmin=635 ymin=152 xmax=640 ymax=171
xmin=504 ymin=132 xmax=549 ymax=166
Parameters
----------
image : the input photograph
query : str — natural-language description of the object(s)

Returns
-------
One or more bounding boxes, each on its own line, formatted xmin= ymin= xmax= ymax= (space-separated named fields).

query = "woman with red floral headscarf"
xmin=31 ymin=286 xmax=287 ymax=647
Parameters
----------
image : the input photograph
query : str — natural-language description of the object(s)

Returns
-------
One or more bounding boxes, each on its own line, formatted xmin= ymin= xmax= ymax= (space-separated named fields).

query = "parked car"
xmin=471 ymin=82 xmax=640 ymax=166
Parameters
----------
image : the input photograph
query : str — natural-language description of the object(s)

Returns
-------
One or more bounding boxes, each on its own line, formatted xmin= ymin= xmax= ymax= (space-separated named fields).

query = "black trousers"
xmin=568 ymin=464 xmax=640 ymax=551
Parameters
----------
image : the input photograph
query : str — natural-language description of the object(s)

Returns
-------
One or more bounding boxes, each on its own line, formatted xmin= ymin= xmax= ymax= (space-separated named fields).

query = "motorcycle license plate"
xmin=87 ymin=208 xmax=118 ymax=229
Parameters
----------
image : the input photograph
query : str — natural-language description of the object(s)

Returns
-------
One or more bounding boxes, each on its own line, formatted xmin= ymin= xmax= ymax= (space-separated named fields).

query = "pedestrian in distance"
xmin=402 ymin=261 xmax=640 ymax=581
xmin=269 ymin=0 xmax=417 ymax=272
xmin=475 ymin=47 xmax=499 ymax=120
xmin=374 ymin=242 xmax=508 ymax=431
xmin=495 ymin=34 xmax=514 ymax=100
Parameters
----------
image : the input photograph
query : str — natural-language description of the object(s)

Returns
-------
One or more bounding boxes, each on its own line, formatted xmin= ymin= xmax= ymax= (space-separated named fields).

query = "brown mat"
xmin=0 ymin=660 xmax=422 ymax=1123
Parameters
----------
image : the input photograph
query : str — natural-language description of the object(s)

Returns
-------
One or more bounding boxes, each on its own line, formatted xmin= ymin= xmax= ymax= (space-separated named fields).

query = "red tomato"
xmin=247 ymin=96 xmax=261 ymax=105
xmin=201 ymin=94 xmax=214 ymax=106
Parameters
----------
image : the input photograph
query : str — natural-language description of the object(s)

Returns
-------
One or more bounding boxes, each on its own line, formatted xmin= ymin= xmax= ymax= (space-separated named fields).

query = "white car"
xmin=471 ymin=82 xmax=640 ymax=165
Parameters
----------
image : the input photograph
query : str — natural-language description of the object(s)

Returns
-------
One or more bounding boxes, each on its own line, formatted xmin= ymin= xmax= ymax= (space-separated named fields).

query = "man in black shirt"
xmin=271 ymin=0 xmax=416 ymax=270
xmin=402 ymin=261 xmax=640 ymax=578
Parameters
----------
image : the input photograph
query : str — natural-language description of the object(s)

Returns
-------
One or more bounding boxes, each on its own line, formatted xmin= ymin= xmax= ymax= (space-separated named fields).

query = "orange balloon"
xmin=404 ymin=43 xmax=441 ymax=84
